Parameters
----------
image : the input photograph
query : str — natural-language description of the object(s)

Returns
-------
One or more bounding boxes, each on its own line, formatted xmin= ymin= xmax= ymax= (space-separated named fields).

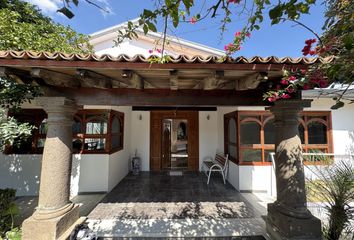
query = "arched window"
xmin=86 ymin=116 xmax=107 ymax=135
xmin=223 ymin=111 xmax=332 ymax=165
xmin=307 ymin=120 xmax=327 ymax=144
xmin=6 ymin=109 xmax=125 ymax=154
xmin=111 ymin=113 xmax=124 ymax=150
xmin=264 ymin=117 xmax=275 ymax=144
xmin=240 ymin=118 xmax=262 ymax=162
xmin=240 ymin=119 xmax=261 ymax=144
xmin=228 ymin=118 xmax=237 ymax=160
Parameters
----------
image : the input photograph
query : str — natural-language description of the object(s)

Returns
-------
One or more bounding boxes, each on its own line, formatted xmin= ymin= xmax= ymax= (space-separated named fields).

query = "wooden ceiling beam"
xmin=76 ymin=69 xmax=112 ymax=89
xmin=235 ymin=72 xmax=266 ymax=90
xmin=127 ymin=71 xmax=144 ymax=89
xmin=31 ymin=68 xmax=80 ymax=88
xmin=204 ymin=70 xmax=224 ymax=90
xmin=170 ymin=70 xmax=178 ymax=90
xmin=48 ymin=87 xmax=266 ymax=106
xmin=0 ymin=67 xmax=32 ymax=84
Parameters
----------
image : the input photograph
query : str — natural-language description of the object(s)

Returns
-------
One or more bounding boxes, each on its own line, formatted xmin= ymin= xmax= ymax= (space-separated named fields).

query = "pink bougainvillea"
xmin=263 ymin=69 xmax=329 ymax=103
xmin=227 ymin=0 xmax=241 ymax=3
xmin=189 ymin=17 xmax=197 ymax=24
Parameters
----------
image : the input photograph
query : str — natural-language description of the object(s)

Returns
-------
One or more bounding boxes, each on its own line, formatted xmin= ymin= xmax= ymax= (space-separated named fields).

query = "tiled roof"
xmin=0 ymin=50 xmax=335 ymax=65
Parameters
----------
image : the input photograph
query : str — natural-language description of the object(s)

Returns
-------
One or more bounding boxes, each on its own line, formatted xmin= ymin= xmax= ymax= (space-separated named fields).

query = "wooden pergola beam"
xmin=76 ymin=69 xmax=112 ymax=89
xmin=204 ymin=70 xmax=224 ymax=90
xmin=0 ymin=67 xmax=30 ymax=84
xmin=31 ymin=68 xmax=80 ymax=88
xmin=170 ymin=70 xmax=178 ymax=90
xmin=45 ymin=87 xmax=266 ymax=106
xmin=235 ymin=72 xmax=262 ymax=90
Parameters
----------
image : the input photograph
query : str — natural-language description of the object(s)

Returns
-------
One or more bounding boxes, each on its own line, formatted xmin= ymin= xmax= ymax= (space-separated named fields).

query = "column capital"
xmin=36 ymin=97 xmax=77 ymax=126
xmin=267 ymin=99 xmax=312 ymax=112
xmin=36 ymin=97 xmax=77 ymax=113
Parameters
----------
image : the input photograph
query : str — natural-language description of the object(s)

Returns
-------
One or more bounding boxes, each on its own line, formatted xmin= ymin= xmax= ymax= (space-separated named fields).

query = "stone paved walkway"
xmin=87 ymin=172 xmax=268 ymax=239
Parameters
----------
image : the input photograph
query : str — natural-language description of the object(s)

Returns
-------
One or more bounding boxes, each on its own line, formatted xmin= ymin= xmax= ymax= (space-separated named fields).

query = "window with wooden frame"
xmin=224 ymin=112 xmax=238 ymax=163
xmin=6 ymin=109 xmax=124 ymax=154
xmin=224 ymin=110 xmax=332 ymax=165
xmin=5 ymin=109 xmax=47 ymax=154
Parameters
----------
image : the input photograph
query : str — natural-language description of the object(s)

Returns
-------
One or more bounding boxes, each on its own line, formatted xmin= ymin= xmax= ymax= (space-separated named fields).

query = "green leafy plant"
xmin=0 ymin=0 xmax=93 ymax=151
xmin=0 ymin=189 xmax=19 ymax=238
xmin=307 ymin=160 xmax=354 ymax=240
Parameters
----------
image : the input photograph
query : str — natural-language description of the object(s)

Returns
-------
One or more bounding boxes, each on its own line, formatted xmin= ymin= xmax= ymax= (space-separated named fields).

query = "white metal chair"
xmin=202 ymin=153 xmax=229 ymax=184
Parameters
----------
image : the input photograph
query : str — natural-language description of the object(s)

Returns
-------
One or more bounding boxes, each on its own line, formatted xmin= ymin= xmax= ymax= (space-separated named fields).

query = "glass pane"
xmin=73 ymin=138 xmax=83 ymax=153
xmin=39 ymin=119 xmax=48 ymax=134
xmin=72 ymin=118 xmax=82 ymax=134
xmin=228 ymin=118 xmax=237 ymax=143
xmin=240 ymin=121 xmax=260 ymax=144
xmin=228 ymin=144 xmax=237 ymax=159
xmin=177 ymin=121 xmax=188 ymax=140
xmin=37 ymin=138 xmax=46 ymax=148
xmin=241 ymin=149 xmax=262 ymax=162
xmin=264 ymin=149 xmax=275 ymax=162
xmin=111 ymin=135 xmax=121 ymax=149
xmin=264 ymin=119 xmax=275 ymax=144
xmin=111 ymin=117 xmax=121 ymax=134
xmin=308 ymin=122 xmax=327 ymax=144
xmin=298 ymin=124 xmax=305 ymax=144
xmin=86 ymin=121 xmax=107 ymax=134
xmin=84 ymin=138 xmax=106 ymax=151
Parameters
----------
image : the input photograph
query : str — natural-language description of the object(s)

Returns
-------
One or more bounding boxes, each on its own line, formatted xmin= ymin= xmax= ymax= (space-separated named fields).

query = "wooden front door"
xmin=150 ymin=111 xmax=199 ymax=171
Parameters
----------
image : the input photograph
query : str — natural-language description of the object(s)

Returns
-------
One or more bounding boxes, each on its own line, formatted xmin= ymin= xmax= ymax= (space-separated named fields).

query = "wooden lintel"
xmin=31 ymin=68 xmax=80 ymax=88
xmin=236 ymin=73 xmax=262 ymax=90
xmin=47 ymin=88 xmax=266 ymax=106
xmin=170 ymin=70 xmax=178 ymax=90
xmin=76 ymin=69 xmax=112 ymax=89
xmin=204 ymin=70 xmax=224 ymax=90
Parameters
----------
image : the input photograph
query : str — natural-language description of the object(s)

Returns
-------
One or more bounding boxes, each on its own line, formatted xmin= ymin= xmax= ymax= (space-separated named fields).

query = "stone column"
xmin=22 ymin=97 xmax=80 ymax=240
xmin=266 ymin=99 xmax=322 ymax=240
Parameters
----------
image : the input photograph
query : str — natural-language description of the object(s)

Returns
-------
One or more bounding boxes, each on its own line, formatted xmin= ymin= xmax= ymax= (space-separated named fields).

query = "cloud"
xmin=24 ymin=0 xmax=115 ymax=17
xmin=23 ymin=0 xmax=61 ymax=14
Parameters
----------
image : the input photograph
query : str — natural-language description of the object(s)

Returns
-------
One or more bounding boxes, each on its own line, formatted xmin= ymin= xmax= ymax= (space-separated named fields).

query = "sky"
xmin=24 ymin=0 xmax=327 ymax=57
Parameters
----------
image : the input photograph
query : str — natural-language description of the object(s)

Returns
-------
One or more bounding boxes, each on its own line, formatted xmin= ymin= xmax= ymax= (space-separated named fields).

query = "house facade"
xmin=0 ymin=21 xmax=353 ymax=239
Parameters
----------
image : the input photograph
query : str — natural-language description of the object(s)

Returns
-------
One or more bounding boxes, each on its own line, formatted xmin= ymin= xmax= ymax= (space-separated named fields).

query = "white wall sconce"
xmin=206 ymin=114 xmax=210 ymax=120
xmin=138 ymin=114 xmax=142 ymax=120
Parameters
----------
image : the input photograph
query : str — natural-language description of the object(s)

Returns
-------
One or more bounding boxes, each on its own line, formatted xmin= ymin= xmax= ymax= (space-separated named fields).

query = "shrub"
xmin=0 ymin=189 xmax=18 ymax=237
xmin=307 ymin=160 xmax=354 ymax=240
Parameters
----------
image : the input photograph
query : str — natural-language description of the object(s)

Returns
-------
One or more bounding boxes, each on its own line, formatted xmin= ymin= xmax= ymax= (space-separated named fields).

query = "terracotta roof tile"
xmin=0 ymin=50 xmax=335 ymax=64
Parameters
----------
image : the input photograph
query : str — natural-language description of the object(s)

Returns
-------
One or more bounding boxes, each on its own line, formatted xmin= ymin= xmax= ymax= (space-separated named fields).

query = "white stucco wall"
xmin=0 ymin=154 xmax=41 ymax=196
xmin=108 ymin=106 xmax=132 ymax=191
xmin=71 ymin=154 xmax=109 ymax=195
xmin=199 ymin=111 xmax=218 ymax=170
xmin=130 ymin=111 xmax=150 ymax=171
xmin=227 ymin=161 xmax=239 ymax=191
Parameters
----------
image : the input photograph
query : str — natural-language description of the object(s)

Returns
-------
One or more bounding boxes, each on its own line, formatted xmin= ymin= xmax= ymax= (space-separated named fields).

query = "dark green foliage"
xmin=0 ymin=0 xmax=92 ymax=53
xmin=0 ymin=189 xmax=18 ymax=237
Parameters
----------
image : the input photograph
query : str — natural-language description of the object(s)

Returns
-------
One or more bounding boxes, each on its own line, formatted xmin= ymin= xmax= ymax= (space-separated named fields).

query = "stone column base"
xmin=266 ymin=203 xmax=322 ymax=240
xmin=22 ymin=204 xmax=80 ymax=240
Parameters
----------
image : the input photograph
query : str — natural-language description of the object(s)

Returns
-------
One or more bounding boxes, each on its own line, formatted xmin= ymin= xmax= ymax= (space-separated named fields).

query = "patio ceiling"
xmin=0 ymin=51 xmax=334 ymax=106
